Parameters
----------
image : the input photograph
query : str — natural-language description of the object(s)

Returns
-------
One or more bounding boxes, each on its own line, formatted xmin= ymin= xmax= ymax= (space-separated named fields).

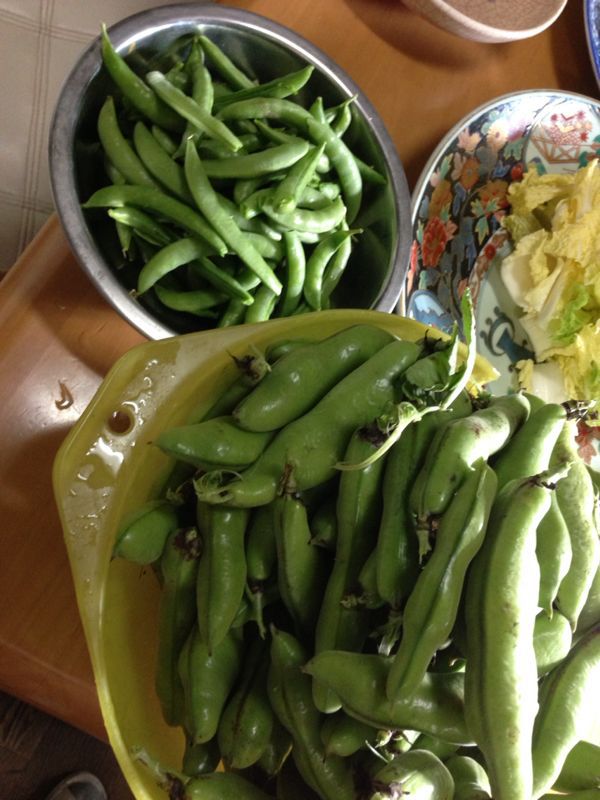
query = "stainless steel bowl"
xmin=49 ymin=2 xmax=411 ymax=340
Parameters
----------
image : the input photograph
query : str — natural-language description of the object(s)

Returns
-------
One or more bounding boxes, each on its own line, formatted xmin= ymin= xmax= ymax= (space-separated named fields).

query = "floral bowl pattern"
xmin=406 ymin=89 xmax=600 ymax=466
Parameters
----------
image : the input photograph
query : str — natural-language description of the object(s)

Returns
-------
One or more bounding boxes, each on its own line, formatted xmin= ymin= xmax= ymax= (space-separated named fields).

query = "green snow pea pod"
xmin=556 ymin=453 xmax=600 ymax=632
xmin=132 ymin=120 xmax=194 ymax=203
xmin=107 ymin=205 xmax=174 ymax=247
xmin=198 ymin=35 xmax=254 ymax=90
xmin=181 ymin=737 xmax=220 ymax=777
xmin=464 ymin=468 xmax=567 ymax=800
xmin=178 ymin=624 xmax=244 ymax=744
xmin=492 ymin=401 xmax=566 ymax=489
xmin=411 ymin=393 xmax=530 ymax=549
xmin=262 ymin=195 xmax=347 ymax=234
xmin=369 ymin=749 xmax=454 ymax=800
xmin=445 ymin=755 xmax=491 ymax=800
xmin=272 ymin=490 xmax=329 ymax=638
xmin=113 ymin=499 xmax=179 ymax=564
xmin=100 ymin=26 xmax=183 ymax=132
xmin=303 ymin=228 xmax=357 ymax=310
xmin=244 ymin=284 xmax=278 ymax=323
xmin=304 ymin=651 xmax=472 ymax=745
xmin=97 ymin=96 xmax=159 ymax=189
xmin=156 ymin=415 xmax=273 ymax=470
xmin=313 ymin=424 xmax=387 ymax=712
xmin=182 ymin=771 xmax=275 ymax=800
xmin=200 ymin=139 xmax=310 ymax=179
xmin=213 ymin=65 xmax=314 ymax=110
xmin=553 ymin=740 xmax=600 ymax=792
xmin=196 ymin=338 xmax=422 ymax=507
xmin=196 ymin=504 xmax=249 ymax=653
xmin=155 ymin=526 xmax=202 ymax=728
xmin=267 ymin=628 xmax=356 ymax=800
xmin=233 ymin=324 xmax=394 ymax=432
xmin=320 ymin=711 xmax=382 ymax=757
xmin=532 ymin=624 xmax=600 ymax=798
xmin=153 ymin=285 xmax=224 ymax=317
xmin=533 ymin=609 xmax=573 ymax=676
xmin=151 ymin=124 xmax=179 ymax=156
xmin=386 ymin=461 xmax=497 ymax=703
xmin=218 ymin=637 xmax=274 ymax=769
xmin=271 ymin=142 xmax=326 ymax=214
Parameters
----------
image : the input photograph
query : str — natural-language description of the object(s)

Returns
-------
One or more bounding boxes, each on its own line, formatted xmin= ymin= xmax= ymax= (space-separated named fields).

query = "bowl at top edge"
xmin=48 ymin=2 xmax=412 ymax=341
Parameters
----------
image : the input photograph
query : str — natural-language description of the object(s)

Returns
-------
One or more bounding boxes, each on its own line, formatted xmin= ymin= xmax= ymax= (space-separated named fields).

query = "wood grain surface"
xmin=0 ymin=0 xmax=596 ymax=743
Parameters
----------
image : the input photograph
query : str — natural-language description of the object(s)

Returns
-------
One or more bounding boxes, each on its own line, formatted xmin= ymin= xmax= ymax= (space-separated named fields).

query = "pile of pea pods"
xmin=114 ymin=323 xmax=600 ymax=800
xmin=83 ymin=28 xmax=387 ymax=332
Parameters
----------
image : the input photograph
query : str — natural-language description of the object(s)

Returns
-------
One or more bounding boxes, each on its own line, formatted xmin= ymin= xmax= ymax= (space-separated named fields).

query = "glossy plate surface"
xmin=407 ymin=89 xmax=600 ymax=466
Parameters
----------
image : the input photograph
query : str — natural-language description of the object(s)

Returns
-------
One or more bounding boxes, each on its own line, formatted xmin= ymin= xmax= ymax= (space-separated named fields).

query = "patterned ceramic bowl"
xmin=406 ymin=89 xmax=600 ymax=466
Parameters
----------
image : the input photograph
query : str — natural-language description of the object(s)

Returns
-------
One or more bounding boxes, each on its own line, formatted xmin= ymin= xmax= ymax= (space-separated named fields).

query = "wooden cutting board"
xmin=0 ymin=0 xmax=595 ymax=742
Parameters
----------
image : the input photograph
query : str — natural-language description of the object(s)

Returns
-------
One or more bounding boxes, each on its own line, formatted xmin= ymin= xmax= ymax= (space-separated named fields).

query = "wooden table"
xmin=0 ymin=0 xmax=596 ymax=742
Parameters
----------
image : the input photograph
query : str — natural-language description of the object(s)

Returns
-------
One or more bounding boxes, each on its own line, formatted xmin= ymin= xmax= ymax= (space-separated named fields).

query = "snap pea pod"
xmin=320 ymin=711 xmax=383 ymax=757
xmin=271 ymin=143 xmax=326 ymax=214
xmin=200 ymin=139 xmax=310 ymax=179
xmin=304 ymin=651 xmax=472 ymax=745
xmin=217 ymin=637 xmax=274 ymax=769
xmin=196 ymin=338 xmax=422 ymax=507
xmin=198 ymin=34 xmax=255 ymax=90
xmin=445 ymin=755 xmax=492 ymax=800
xmin=313 ymin=424 xmax=387 ymax=712
xmin=100 ymin=26 xmax=183 ymax=132
xmin=303 ymin=228 xmax=356 ymax=310
xmin=532 ymin=624 xmax=600 ymax=798
xmin=133 ymin=120 xmax=194 ymax=203
xmin=369 ymin=749 xmax=455 ymax=800
xmin=244 ymin=284 xmax=278 ymax=323
xmin=83 ymin=184 xmax=227 ymax=255
xmin=272 ymin=490 xmax=329 ymax=639
xmin=464 ymin=468 xmax=567 ymax=800
xmin=178 ymin=624 xmax=244 ymax=744
xmin=136 ymin=236 xmax=216 ymax=294
xmin=196 ymin=504 xmax=249 ymax=653
xmin=155 ymin=527 xmax=202 ymax=728
xmin=262 ymin=196 xmax=347 ymax=234
xmin=411 ymin=393 xmax=530 ymax=556
xmin=97 ymin=96 xmax=160 ymax=189
xmin=279 ymin=230 xmax=306 ymax=316
xmin=386 ymin=460 xmax=497 ymax=703
xmin=267 ymin=628 xmax=356 ymax=800
xmin=184 ymin=140 xmax=283 ymax=296
xmin=555 ymin=455 xmax=600 ymax=632
xmin=182 ymin=771 xmax=275 ymax=800
xmin=155 ymin=415 xmax=274 ymax=470
xmin=492 ymin=402 xmax=566 ymax=489
xmin=113 ymin=499 xmax=179 ymax=564
xmin=533 ymin=609 xmax=573 ymax=676
xmin=553 ymin=740 xmax=600 ymax=792
xmin=152 ymin=124 xmax=179 ymax=156
xmin=321 ymin=224 xmax=352 ymax=302
xmin=233 ymin=324 xmax=394 ymax=432
xmin=375 ymin=391 xmax=474 ymax=606
xmin=107 ymin=205 xmax=174 ymax=247
xmin=213 ymin=65 xmax=314 ymax=110
xmin=154 ymin=286 xmax=223 ymax=317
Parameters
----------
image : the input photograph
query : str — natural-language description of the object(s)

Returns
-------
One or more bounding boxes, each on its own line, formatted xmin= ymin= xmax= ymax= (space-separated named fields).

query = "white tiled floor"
xmin=0 ymin=0 xmax=185 ymax=273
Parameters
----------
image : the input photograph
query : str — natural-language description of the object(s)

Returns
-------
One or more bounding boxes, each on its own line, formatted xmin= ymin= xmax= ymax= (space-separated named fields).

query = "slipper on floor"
xmin=43 ymin=771 xmax=107 ymax=800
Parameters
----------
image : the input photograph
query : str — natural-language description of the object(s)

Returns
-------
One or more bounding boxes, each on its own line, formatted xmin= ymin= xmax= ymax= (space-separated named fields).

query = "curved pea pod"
xmin=217 ymin=638 xmax=274 ymax=770
xmin=313 ymin=425 xmax=387 ymax=712
xmin=386 ymin=461 xmax=497 ymax=703
xmin=181 ymin=736 xmax=220 ymax=777
xmin=155 ymin=527 xmax=202 ymax=727
xmin=309 ymin=496 xmax=337 ymax=550
xmin=375 ymin=393 xmax=473 ymax=608
xmin=492 ymin=402 xmax=566 ymax=490
xmin=304 ymin=651 xmax=472 ymax=745
xmin=182 ymin=771 xmax=275 ymax=800
xmin=320 ymin=711 xmax=383 ymax=757
xmin=556 ymin=457 xmax=600 ymax=632
xmin=273 ymin=491 xmax=329 ymax=639
xmin=196 ymin=504 xmax=249 ymax=653
xmin=369 ymin=749 xmax=455 ymax=800
xmin=155 ymin=416 xmax=274 ymax=470
xmin=178 ymin=625 xmax=244 ymax=744
xmin=195 ymin=338 xmax=422 ymax=507
xmin=445 ymin=755 xmax=491 ymax=800
xmin=536 ymin=493 xmax=573 ymax=616
xmin=553 ymin=740 xmax=600 ymax=793
xmin=532 ymin=624 xmax=600 ymax=798
xmin=267 ymin=628 xmax=356 ymax=800
xmin=463 ymin=468 xmax=566 ymax=800
xmin=533 ymin=609 xmax=573 ymax=676
xmin=411 ymin=393 xmax=530 ymax=551
xmin=113 ymin=499 xmax=179 ymax=564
